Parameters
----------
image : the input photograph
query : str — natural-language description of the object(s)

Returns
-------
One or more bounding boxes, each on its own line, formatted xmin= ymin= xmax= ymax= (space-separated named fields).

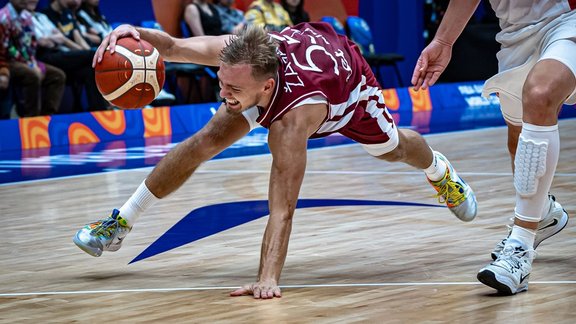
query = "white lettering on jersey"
xmin=277 ymin=48 xmax=305 ymax=93
xmin=291 ymin=45 xmax=339 ymax=75
xmin=275 ymin=27 xmax=354 ymax=92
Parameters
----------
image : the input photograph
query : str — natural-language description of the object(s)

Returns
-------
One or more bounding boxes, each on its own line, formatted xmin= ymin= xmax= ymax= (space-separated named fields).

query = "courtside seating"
xmin=346 ymin=16 xmax=405 ymax=87
xmin=321 ymin=16 xmax=346 ymax=36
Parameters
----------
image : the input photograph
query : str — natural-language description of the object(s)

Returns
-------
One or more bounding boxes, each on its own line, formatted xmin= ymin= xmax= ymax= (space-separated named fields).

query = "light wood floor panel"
xmin=1 ymin=120 xmax=575 ymax=323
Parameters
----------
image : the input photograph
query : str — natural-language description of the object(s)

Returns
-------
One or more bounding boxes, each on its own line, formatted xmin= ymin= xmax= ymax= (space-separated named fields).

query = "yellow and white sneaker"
xmin=429 ymin=152 xmax=477 ymax=222
xmin=73 ymin=209 xmax=131 ymax=257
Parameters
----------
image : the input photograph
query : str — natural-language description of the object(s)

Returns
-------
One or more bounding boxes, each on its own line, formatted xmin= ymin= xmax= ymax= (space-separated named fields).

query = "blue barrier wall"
xmin=359 ymin=0 xmax=425 ymax=89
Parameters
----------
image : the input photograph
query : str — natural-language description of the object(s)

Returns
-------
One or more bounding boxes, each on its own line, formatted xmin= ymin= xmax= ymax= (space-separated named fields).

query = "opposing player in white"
xmin=412 ymin=0 xmax=574 ymax=295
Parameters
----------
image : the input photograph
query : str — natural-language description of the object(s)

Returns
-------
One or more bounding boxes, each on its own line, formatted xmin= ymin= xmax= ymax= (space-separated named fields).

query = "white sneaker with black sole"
xmin=478 ymin=243 xmax=534 ymax=295
xmin=491 ymin=195 xmax=568 ymax=260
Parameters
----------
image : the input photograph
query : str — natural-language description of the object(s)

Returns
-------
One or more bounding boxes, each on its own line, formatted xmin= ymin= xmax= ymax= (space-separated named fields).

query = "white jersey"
xmin=490 ymin=0 xmax=575 ymax=33
xmin=482 ymin=1 xmax=576 ymax=126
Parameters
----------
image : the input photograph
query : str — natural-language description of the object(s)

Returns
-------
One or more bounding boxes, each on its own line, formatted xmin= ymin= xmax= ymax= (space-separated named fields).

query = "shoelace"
xmin=433 ymin=177 xmax=466 ymax=206
xmin=90 ymin=217 xmax=121 ymax=239
xmin=496 ymin=246 xmax=536 ymax=270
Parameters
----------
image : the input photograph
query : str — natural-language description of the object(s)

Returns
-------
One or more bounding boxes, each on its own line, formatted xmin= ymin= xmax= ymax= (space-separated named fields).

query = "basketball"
xmin=94 ymin=38 xmax=165 ymax=109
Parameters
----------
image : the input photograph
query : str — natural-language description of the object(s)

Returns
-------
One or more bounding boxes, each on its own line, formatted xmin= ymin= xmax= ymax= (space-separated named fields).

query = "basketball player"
xmin=74 ymin=22 xmax=478 ymax=299
xmin=412 ymin=0 xmax=574 ymax=295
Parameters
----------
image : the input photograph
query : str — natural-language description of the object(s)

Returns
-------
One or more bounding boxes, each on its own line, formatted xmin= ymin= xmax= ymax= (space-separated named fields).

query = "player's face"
xmin=218 ymin=63 xmax=273 ymax=115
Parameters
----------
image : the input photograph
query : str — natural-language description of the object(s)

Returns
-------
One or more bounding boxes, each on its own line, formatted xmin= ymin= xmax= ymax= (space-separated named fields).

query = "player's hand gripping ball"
xmin=94 ymin=38 xmax=165 ymax=109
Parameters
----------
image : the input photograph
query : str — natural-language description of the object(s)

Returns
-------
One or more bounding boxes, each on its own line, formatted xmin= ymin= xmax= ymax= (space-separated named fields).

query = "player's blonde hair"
xmin=220 ymin=25 xmax=279 ymax=81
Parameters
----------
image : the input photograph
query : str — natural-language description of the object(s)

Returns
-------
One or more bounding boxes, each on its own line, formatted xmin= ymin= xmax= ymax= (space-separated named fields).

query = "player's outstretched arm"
xmin=411 ymin=0 xmax=482 ymax=90
xmin=230 ymin=104 xmax=327 ymax=299
xmin=92 ymin=24 xmax=233 ymax=67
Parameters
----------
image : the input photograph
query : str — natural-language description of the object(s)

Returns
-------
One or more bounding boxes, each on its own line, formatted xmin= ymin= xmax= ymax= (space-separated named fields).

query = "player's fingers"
xmin=426 ymin=71 xmax=441 ymax=89
xmin=411 ymin=58 xmax=424 ymax=86
xmin=253 ymin=286 xmax=262 ymax=299
xmin=93 ymin=37 xmax=110 ymax=67
xmin=413 ymin=75 xmax=424 ymax=91
xmin=261 ymin=288 xmax=274 ymax=299
xmin=108 ymin=33 xmax=118 ymax=54
xmin=273 ymin=287 xmax=282 ymax=298
xmin=130 ymin=29 xmax=141 ymax=40
xmin=229 ymin=287 xmax=250 ymax=297
xmin=411 ymin=56 xmax=428 ymax=90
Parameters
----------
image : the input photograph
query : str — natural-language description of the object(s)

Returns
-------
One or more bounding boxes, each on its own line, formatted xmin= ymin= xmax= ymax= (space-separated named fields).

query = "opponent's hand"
xmin=411 ymin=39 xmax=453 ymax=91
xmin=92 ymin=24 xmax=141 ymax=67
xmin=230 ymin=279 xmax=282 ymax=299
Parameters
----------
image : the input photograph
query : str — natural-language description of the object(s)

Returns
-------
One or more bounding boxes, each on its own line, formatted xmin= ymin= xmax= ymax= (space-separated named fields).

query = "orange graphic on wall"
xmin=382 ymin=89 xmax=400 ymax=111
xmin=409 ymin=87 xmax=432 ymax=134
xmin=409 ymin=87 xmax=433 ymax=112
xmin=69 ymin=123 xmax=101 ymax=145
xmin=143 ymin=106 xmax=172 ymax=138
xmin=91 ymin=110 xmax=126 ymax=135
xmin=20 ymin=116 xmax=51 ymax=150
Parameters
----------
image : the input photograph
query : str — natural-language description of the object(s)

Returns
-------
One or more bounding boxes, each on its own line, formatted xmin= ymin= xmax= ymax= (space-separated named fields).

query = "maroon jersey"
xmin=256 ymin=22 xmax=386 ymax=140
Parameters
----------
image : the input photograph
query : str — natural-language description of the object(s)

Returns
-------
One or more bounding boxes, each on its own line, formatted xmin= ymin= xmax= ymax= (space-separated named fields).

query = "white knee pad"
xmin=514 ymin=134 xmax=548 ymax=197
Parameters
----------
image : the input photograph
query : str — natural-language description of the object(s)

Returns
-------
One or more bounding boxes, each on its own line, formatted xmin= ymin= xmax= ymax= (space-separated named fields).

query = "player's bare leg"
xmin=378 ymin=129 xmax=477 ymax=221
xmin=74 ymin=104 xmax=251 ymax=256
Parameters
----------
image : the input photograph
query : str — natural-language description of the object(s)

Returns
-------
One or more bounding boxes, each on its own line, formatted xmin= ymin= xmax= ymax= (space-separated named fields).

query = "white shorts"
xmin=482 ymin=10 xmax=576 ymax=126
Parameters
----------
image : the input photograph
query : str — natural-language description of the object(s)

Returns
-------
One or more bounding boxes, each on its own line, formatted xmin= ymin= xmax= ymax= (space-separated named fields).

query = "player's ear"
xmin=263 ymin=77 xmax=275 ymax=94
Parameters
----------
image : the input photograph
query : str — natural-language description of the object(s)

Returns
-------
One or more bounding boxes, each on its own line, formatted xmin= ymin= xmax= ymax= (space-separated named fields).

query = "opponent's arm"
xmin=412 ymin=0 xmax=482 ymax=89
xmin=230 ymin=103 xmax=327 ymax=299
xmin=434 ymin=0 xmax=482 ymax=46
xmin=92 ymin=24 xmax=232 ymax=67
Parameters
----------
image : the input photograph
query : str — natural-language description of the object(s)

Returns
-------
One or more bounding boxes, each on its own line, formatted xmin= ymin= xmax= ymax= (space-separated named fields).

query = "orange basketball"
xmin=94 ymin=38 xmax=165 ymax=109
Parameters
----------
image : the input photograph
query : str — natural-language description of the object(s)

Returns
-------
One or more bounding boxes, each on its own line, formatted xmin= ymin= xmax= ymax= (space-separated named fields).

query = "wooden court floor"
xmin=1 ymin=120 xmax=575 ymax=323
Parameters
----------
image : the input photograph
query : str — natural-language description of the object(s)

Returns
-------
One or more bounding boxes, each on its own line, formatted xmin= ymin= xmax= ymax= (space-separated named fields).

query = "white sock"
xmin=424 ymin=151 xmax=447 ymax=181
xmin=507 ymin=225 xmax=536 ymax=250
xmin=514 ymin=123 xmax=559 ymax=222
xmin=119 ymin=180 xmax=159 ymax=227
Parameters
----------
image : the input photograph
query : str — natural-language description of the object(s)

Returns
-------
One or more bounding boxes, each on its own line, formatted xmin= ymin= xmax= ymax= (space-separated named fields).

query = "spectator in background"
xmin=0 ymin=46 xmax=11 ymax=119
xmin=244 ymin=0 xmax=292 ymax=32
xmin=214 ymin=0 xmax=245 ymax=35
xmin=181 ymin=0 xmax=221 ymax=104
xmin=77 ymin=0 xmax=112 ymax=40
xmin=36 ymin=0 xmax=109 ymax=112
xmin=281 ymin=0 xmax=309 ymax=26
xmin=0 ymin=82 xmax=12 ymax=119
xmin=183 ymin=0 xmax=223 ymax=36
xmin=42 ymin=0 xmax=95 ymax=49
xmin=0 ymin=0 xmax=66 ymax=117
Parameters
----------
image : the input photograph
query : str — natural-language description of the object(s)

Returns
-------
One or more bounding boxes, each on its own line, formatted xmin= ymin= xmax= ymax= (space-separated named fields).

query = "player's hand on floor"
xmin=230 ymin=280 xmax=282 ymax=299
xmin=93 ymin=24 xmax=141 ymax=67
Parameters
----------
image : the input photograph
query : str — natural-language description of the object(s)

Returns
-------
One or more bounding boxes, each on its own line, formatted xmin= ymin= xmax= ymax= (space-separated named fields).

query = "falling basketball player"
xmin=412 ymin=0 xmax=573 ymax=295
xmin=74 ymin=22 xmax=478 ymax=299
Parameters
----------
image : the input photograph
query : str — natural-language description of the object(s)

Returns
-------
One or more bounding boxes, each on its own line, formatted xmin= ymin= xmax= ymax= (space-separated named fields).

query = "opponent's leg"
xmin=478 ymin=58 xmax=575 ymax=294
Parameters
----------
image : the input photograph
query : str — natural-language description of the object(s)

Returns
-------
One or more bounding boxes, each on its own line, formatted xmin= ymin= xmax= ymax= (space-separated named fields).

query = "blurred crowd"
xmin=0 ymin=0 xmax=309 ymax=119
